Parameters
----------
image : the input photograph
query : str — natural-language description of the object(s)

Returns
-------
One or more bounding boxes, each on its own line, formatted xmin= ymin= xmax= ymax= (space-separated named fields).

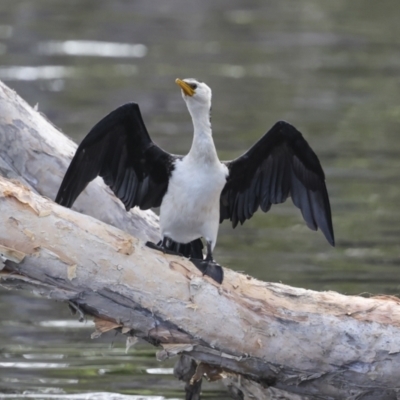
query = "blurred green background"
xmin=1 ymin=1 xmax=400 ymax=398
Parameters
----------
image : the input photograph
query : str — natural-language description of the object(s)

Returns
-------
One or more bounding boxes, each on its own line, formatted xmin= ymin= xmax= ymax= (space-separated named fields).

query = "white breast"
xmin=159 ymin=156 xmax=228 ymax=247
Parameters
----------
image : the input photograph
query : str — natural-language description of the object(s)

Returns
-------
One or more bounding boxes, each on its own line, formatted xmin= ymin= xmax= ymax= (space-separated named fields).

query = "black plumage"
xmin=55 ymin=103 xmax=175 ymax=211
xmin=220 ymin=121 xmax=334 ymax=246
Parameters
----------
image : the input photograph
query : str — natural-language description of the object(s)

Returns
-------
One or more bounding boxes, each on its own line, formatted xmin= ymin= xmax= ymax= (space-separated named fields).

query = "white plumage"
xmin=160 ymin=154 xmax=228 ymax=246
xmin=161 ymin=79 xmax=228 ymax=248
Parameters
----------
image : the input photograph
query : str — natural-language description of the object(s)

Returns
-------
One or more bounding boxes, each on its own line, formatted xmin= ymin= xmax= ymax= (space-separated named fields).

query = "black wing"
xmin=220 ymin=121 xmax=334 ymax=246
xmin=55 ymin=103 xmax=176 ymax=210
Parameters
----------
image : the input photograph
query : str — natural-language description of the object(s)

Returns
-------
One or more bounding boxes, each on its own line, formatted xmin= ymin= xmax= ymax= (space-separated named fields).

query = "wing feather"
xmin=220 ymin=121 xmax=334 ymax=245
xmin=55 ymin=103 xmax=175 ymax=210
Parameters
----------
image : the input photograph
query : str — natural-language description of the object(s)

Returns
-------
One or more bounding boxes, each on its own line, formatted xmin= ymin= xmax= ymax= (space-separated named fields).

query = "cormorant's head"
xmin=175 ymin=78 xmax=212 ymax=118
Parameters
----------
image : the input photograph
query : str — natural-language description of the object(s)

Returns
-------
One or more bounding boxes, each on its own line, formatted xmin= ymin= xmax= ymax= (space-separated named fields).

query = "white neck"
xmin=187 ymin=106 xmax=218 ymax=163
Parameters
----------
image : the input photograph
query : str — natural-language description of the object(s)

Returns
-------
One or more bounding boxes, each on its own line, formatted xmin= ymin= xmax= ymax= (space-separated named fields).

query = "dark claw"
xmin=145 ymin=241 xmax=182 ymax=256
xmin=190 ymin=258 xmax=224 ymax=284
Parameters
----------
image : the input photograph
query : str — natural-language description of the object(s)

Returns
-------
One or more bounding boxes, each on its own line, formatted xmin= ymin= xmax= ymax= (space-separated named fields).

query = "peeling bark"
xmin=1 ymin=80 xmax=400 ymax=400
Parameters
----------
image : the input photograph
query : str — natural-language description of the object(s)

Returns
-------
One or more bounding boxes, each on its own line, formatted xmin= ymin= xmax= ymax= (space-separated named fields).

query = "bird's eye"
xmin=188 ymin=83 xmax=197 ymax=90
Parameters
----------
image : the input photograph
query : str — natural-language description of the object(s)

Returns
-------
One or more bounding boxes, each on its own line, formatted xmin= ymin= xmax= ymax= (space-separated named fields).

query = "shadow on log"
xmin=0 ymin=80 xmax=400 ymax=400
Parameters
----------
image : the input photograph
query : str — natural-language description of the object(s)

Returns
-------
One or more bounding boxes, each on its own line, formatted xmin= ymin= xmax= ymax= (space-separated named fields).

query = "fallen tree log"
xmin=1 ymin=81 xmax=400 ymax=400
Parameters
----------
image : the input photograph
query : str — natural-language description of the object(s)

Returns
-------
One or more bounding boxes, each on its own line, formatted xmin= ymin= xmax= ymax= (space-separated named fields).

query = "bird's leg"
xmin=190 ymin=240 xmax=224 ymax=284
xmin=161 ymin=236 xmax=169 ymax=248
xmin=145 ymin=237 xmax=183 ymax=256
xmin=189 ymin=238 xmax=204 ymax=259
xmin=205 ymin=241 xmax=214 ymax=262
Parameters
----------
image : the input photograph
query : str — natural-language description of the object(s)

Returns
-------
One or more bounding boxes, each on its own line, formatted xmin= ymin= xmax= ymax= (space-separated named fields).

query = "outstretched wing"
xmin=55 ymin=102 xmax=176 ymax=210
xmin=220 ymin=121 xmax=334 ymax=246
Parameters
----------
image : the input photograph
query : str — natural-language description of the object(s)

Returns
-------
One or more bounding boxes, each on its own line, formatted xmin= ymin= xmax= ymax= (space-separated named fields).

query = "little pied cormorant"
xmin=55 ymin=78 xmax=334 ymax=283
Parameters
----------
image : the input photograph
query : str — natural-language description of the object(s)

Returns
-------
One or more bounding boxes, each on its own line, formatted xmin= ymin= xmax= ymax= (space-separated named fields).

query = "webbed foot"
xmin=190 ymin=258 xmax=224 ymax=284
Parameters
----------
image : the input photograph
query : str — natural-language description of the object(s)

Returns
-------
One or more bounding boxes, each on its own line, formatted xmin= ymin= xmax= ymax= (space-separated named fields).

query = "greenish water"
xmin=1 ymin=0 xmax=400 ymax=398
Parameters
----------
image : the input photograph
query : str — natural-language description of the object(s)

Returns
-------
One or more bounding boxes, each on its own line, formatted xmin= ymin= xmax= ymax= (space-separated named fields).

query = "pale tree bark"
xmin=0 ymin=80 xmax=400 ymax=400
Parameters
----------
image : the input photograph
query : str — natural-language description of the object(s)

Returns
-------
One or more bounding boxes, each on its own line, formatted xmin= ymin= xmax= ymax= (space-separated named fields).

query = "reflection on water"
xmin=0 ymin=65 xmax=139 ymax=82
xmin=37 ymin=320 xmax=95 ymax=329
xmin=37 ymin=41 xmax=147 ymax=58
xmin=1 ymin=0 xmax=400 ymax=398
xmin=145 ymin=369 xmax=174 ymax=375
xmin=0 ymin=66 xmax=75 ymax=81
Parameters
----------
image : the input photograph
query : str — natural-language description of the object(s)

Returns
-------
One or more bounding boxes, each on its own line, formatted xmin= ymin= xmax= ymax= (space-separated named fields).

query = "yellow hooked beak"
xmin=175 ymin=78 xmax=195 ymax=97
